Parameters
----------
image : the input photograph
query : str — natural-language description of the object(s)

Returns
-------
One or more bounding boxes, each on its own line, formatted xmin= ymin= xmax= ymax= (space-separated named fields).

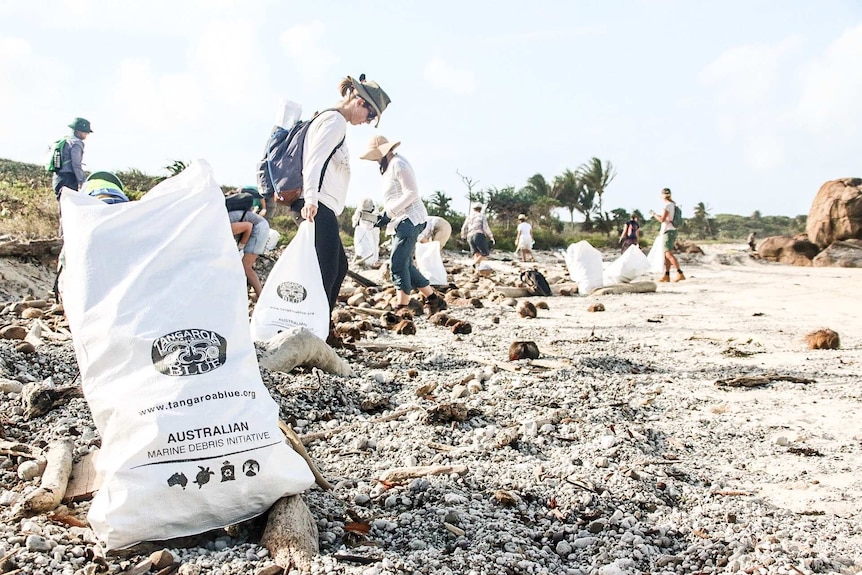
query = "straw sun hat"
xmin=360 ymin=135 xmax=401 ymax=162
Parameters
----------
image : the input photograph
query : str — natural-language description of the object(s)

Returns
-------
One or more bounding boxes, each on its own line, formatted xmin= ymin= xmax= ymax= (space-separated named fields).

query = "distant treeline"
xmin=0 ymin=158 xmax=807 ymax=247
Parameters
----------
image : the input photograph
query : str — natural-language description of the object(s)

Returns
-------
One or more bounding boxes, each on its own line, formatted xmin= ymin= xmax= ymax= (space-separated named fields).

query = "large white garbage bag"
xmin=250 ymin=221 xmax=330 ymax=342
xmin=647 ymin=234 xmax=667 ymax=273
xmin=604 ymin=244 xmax=651 ymax=284
xmin=564 ymin=240 xmax=603 ymax=295
xmin=60 ymin=160 xmax=314 ymax=550
xmin=415 ymin=241 xmax=447 ymax=285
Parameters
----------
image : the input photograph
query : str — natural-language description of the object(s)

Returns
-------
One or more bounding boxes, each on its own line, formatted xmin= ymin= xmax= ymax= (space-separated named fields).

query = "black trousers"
xmin=290 ymin=200 xmax=347 ymax=313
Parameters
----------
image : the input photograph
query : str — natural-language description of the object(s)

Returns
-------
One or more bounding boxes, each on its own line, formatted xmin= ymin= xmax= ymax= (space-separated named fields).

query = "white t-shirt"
xmin=517 ymin=221 xmax=533 ymax=249
xmin=661 ymin=202 xmax=676 ymax=232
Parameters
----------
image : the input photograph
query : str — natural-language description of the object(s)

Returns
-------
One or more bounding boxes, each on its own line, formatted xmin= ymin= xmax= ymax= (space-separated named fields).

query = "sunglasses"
xmin=361 ymin=100 xmax=377 ymax=122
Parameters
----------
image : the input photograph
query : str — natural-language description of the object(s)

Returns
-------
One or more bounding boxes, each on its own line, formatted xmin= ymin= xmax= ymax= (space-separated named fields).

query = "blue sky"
xmin=1 ymin=0 xmax=860 ymax=218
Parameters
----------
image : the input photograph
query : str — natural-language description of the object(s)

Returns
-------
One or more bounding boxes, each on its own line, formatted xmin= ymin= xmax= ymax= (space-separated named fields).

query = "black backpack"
xmin=225 ymin=192 xmax=255 ymax=212
xmin=521 ymin=269 xmax=552 ymax=297
xmin=256 ymin=109 xmax=345 ymax=202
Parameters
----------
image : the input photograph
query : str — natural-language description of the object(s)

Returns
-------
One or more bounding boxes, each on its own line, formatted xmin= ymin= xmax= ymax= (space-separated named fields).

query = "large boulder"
xmin=807 ymin=178 xmax=862 ymax=248
xmin=757 ymin=235 xmax=820 ymax=266
xmin=812 ymin=239 xmax=862 ymax=267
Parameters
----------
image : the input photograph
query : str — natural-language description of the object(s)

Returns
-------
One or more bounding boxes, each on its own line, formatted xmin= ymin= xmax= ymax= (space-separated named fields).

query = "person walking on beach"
xmin=747 ymin=231 xmax=757 ymax=252
xmin=650 ymin=188 xmax=685 ymax=282
xmin=461 ymin=205 xmax=494 ymax=268
xmin=514 ymin=213 xmax=535 ymax=262
xmin=280 ymin=73 xmax=391 ymax=314
xmin=619 ymin=213 xmax=641 ymax=253
xmin=361 ymin=135 xmax=447 ymax=315
xmin=52 ymin=117 xmax=93 ymax=199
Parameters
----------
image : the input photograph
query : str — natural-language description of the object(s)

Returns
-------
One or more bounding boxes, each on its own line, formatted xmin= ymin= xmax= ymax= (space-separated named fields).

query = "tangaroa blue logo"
xmin=151 ymin=328 xmax=227 ymax=377
xmin=276 ymin=281 xmax=307 ymax=303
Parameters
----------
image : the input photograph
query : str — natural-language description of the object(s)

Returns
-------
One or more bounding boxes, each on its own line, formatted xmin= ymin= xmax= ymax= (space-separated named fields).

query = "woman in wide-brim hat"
xmin=360 ymin=135 xmax=447 ymax=316
xmin=284 ymin=74 xmax=390 ymax=326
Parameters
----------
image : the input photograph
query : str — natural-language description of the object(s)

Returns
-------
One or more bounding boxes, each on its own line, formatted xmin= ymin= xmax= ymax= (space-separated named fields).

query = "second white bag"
xmin=604 ymin=244 xmax=651 ymax=285
xmin=415 ymin=241 xmax=447 ymax=286
xmin=251 ymin=221 xmax=330 ymax=342
xmin=647 ymin=234 xmax=667 ymax=273
xmin=564 ymin=240 xmax=604 ymax=295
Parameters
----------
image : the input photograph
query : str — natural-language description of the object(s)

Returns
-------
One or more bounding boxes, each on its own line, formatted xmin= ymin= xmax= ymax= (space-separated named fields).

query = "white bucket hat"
xmin=360 ymin=135 xmax=401 ymax=162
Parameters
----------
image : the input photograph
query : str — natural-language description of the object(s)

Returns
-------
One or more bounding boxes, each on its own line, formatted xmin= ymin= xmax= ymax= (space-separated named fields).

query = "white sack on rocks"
xmin=352 ymin=221 xmax=380 ymax=266
xmin=415 ymin=241 xmax=447 ymax=285
xmin=60 ymin=160 xmax=314 ymax=550
xmin=564 ymin=241 xmax=603 ymax=295
xmin=647 ymin=234 xmax=666 ymax=273
xmin=604 ymin=244 xmax=651 ymax=285
xmin=251 ymin=221 xmax=330 ymax=342
xmin=258 ymin=327 xmax=354 ymax=377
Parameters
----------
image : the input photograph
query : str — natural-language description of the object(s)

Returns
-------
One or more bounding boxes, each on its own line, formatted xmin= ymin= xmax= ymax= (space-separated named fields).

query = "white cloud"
xmin=112 ymin=58 xmax=203 ymax=131
xmin=699 ymin=36 xmax=801 ymax=107
xmin=190 ymin=20 xmax=266 ymax=104
xmin=424 ymin=56 xmax=476 ymax=95
xmin=279 ymin=21 xmax=339 ymax=84
xmin=794 ymin=23 xmax=862 ymax=134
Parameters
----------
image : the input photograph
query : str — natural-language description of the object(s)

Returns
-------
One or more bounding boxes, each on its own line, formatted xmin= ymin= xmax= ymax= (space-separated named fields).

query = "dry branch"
xmin=714 ymin=373 xmax=815 ymax=388
xmin=590 ymin=281 xmax=657 ymax=296
xmin=12 ymin=438 xmax=73 ymax=517
xmin=378 ymin=464 xmax=468 ymax=483
xmin=277 ymin=421 xmax=332 ymax=491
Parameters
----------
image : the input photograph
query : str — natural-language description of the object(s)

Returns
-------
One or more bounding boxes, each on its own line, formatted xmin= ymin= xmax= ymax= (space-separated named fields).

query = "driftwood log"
xmin=277 ymin=421 xmax=332 ymax=491
xmin=260 ymin=495 xmax=319 ymax=574
xmin=378 ymin=464 xmax=468 ymax=484
xmin=22 ymin=381 xmax=84 ymax=420
xmin=0 ymin=238 xmax=63 ymax=257
xmin=12 ymin=438 xmax=73 ymax=518
xmin=257 ymin=327 xmax=354 ymax=377
xmin=590 ymin=281 xmax=657 ymax=296
xmin=715 ymin=373 xmax=815 ymax=388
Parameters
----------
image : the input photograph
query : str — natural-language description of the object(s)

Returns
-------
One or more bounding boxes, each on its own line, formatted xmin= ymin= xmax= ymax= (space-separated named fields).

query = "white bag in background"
xmin=251 ymin=221 xmax=329 ymax=342
xmin=647 ymin=234 xmax=667 ymax=273
xmin=264 ymin=229 xmax=281 ymax=252
xmin=415 ymin=241 xmax=447 ymax=285
xmin=60 ymin=160 xmax=314 ymax=550
xmin=564 ymin=240 xmax=604 ymax=295
xmin=604 ymin=244 xmax=651 ymax=285
xmin=353 ymin=222 xmax=379 ymax=266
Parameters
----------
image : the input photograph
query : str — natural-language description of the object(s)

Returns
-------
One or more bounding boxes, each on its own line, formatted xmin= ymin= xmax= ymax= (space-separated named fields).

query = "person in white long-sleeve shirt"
xmin=361 ymin=135 xmax=447 ymax=315
xmin=279 ymin=74 xmax=390 ymax=317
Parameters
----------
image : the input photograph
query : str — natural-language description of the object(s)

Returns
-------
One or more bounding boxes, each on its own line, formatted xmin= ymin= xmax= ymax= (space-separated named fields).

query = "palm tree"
xmin=426 ymin=190 xmax=453 ymax=217
xmin=578 ymin=158 xmax=616 ymax=231
xmin=522 ymin=173 xmax=552 ymax=199
xmin=551 ymin=169 xmax=583 ymax=224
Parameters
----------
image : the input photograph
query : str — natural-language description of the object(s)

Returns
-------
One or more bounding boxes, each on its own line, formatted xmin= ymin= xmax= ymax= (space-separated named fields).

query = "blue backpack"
xmin=255 ymin=109 xmax=344 ymax=204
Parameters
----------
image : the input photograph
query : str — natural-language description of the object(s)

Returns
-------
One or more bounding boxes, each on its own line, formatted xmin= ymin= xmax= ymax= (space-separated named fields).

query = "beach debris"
xmin=21 ymin=381 xmax=83 ymax=420
xmin=787 ymin=446 xmax=823 ymax=457
xmin=509 ymin=341 xmax=540 ymax=361
xmin=261 ymin=495 xmax=319 ymax=573
xmin=517 ymin=301 xmax=537 ymax=318
xmin=424 ymin=402 xmax=469 ymax=423
xmin=377 ymin=464 xmax=468 ymax=484
xmin=11 ymin=438 xmax=74 ymax=518
xmin=257 ymin=327 xmax=354 ymax=377
xmin=714 ymin=373 xmax=815 ymax=388
xmin=535 ymin=301 xmax=549 ymax=310
xmin=450 ymin=320 xmax=472 ymax=334
xmin=394 ymin=320 xmax=416 ymax=335
xmin=591 ymin=281 xmax=657 ymax=296
xmin=277 ymin=420 xmax=332 ymax=491
xmin=805 ymin=329 xmax=840 ymax=350
xmin=0 ymin=324 xmax=27 ymax=340
xmin=588 ymin=303 xmax=605 ymax=312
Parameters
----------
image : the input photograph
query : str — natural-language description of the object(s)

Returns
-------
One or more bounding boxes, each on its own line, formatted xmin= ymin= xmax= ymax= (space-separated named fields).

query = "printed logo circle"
xmin=151 ymin=328 xmax=227 ymax=377
xmin=276 ymin=281 xmax=307 ymax=303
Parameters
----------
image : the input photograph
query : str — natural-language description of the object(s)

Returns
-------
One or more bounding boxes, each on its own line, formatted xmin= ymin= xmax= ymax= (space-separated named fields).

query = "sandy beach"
xmin=0 ymin=243 xmax=860 ymax=574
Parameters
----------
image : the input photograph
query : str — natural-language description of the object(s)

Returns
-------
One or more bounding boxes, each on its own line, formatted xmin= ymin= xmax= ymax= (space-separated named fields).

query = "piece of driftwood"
xmin=378 ymin=464 xmax=468 ymax=483
xmin=346 ymin=305 xmax=387 ymax=318
xmin=12 ymin=438 xmax=73 ymax=517
xmin=590 ymin=281 xmax=657 ymax=296
xmin=0 ymin=440 xmax=42 ymax=460
xmin=277 ymin=421 xmax=332 ymax=491
xmin=354 ymin=341 xmax=421 ymax=353
xmin=260 ymin=495 xmax=319 ymax=573
xmin=346 ymin=269 xmax=378 ymax=288
xmin=714 ymin=373 xmax=815 ymax=388
xmin=257 ymin=327 xmax=354 ymax=377
xmin=21 ymin=382 xmax=84 ymax=420
xmin=0 ymin=238 xmax=63 ymax=257
xmin=495 ymin=286 xmax=533 ymax=298
xmin=63 ymin=450 xmax=102 ymax=503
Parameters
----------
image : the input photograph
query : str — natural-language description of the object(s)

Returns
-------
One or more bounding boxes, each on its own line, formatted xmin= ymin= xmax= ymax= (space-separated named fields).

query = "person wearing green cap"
xmin=284 ymin=74 xmax=390 ymax=319
xmin=52 ymin=117 xmax=93 ymax=200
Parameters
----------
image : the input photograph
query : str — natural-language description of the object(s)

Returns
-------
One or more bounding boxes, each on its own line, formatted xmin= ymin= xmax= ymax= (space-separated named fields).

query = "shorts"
xmin=468 ymin=233 xmax=490 ymax=256
xmin=663 ymin=229 xmax=678 ymax=252
xmin=229 ymin=210 xmax=270 ymax=255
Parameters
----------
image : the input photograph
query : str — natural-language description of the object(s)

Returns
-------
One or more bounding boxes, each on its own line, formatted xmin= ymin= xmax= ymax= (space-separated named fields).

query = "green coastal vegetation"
xmin=0 ymin=157 xmax=806 ymax=250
